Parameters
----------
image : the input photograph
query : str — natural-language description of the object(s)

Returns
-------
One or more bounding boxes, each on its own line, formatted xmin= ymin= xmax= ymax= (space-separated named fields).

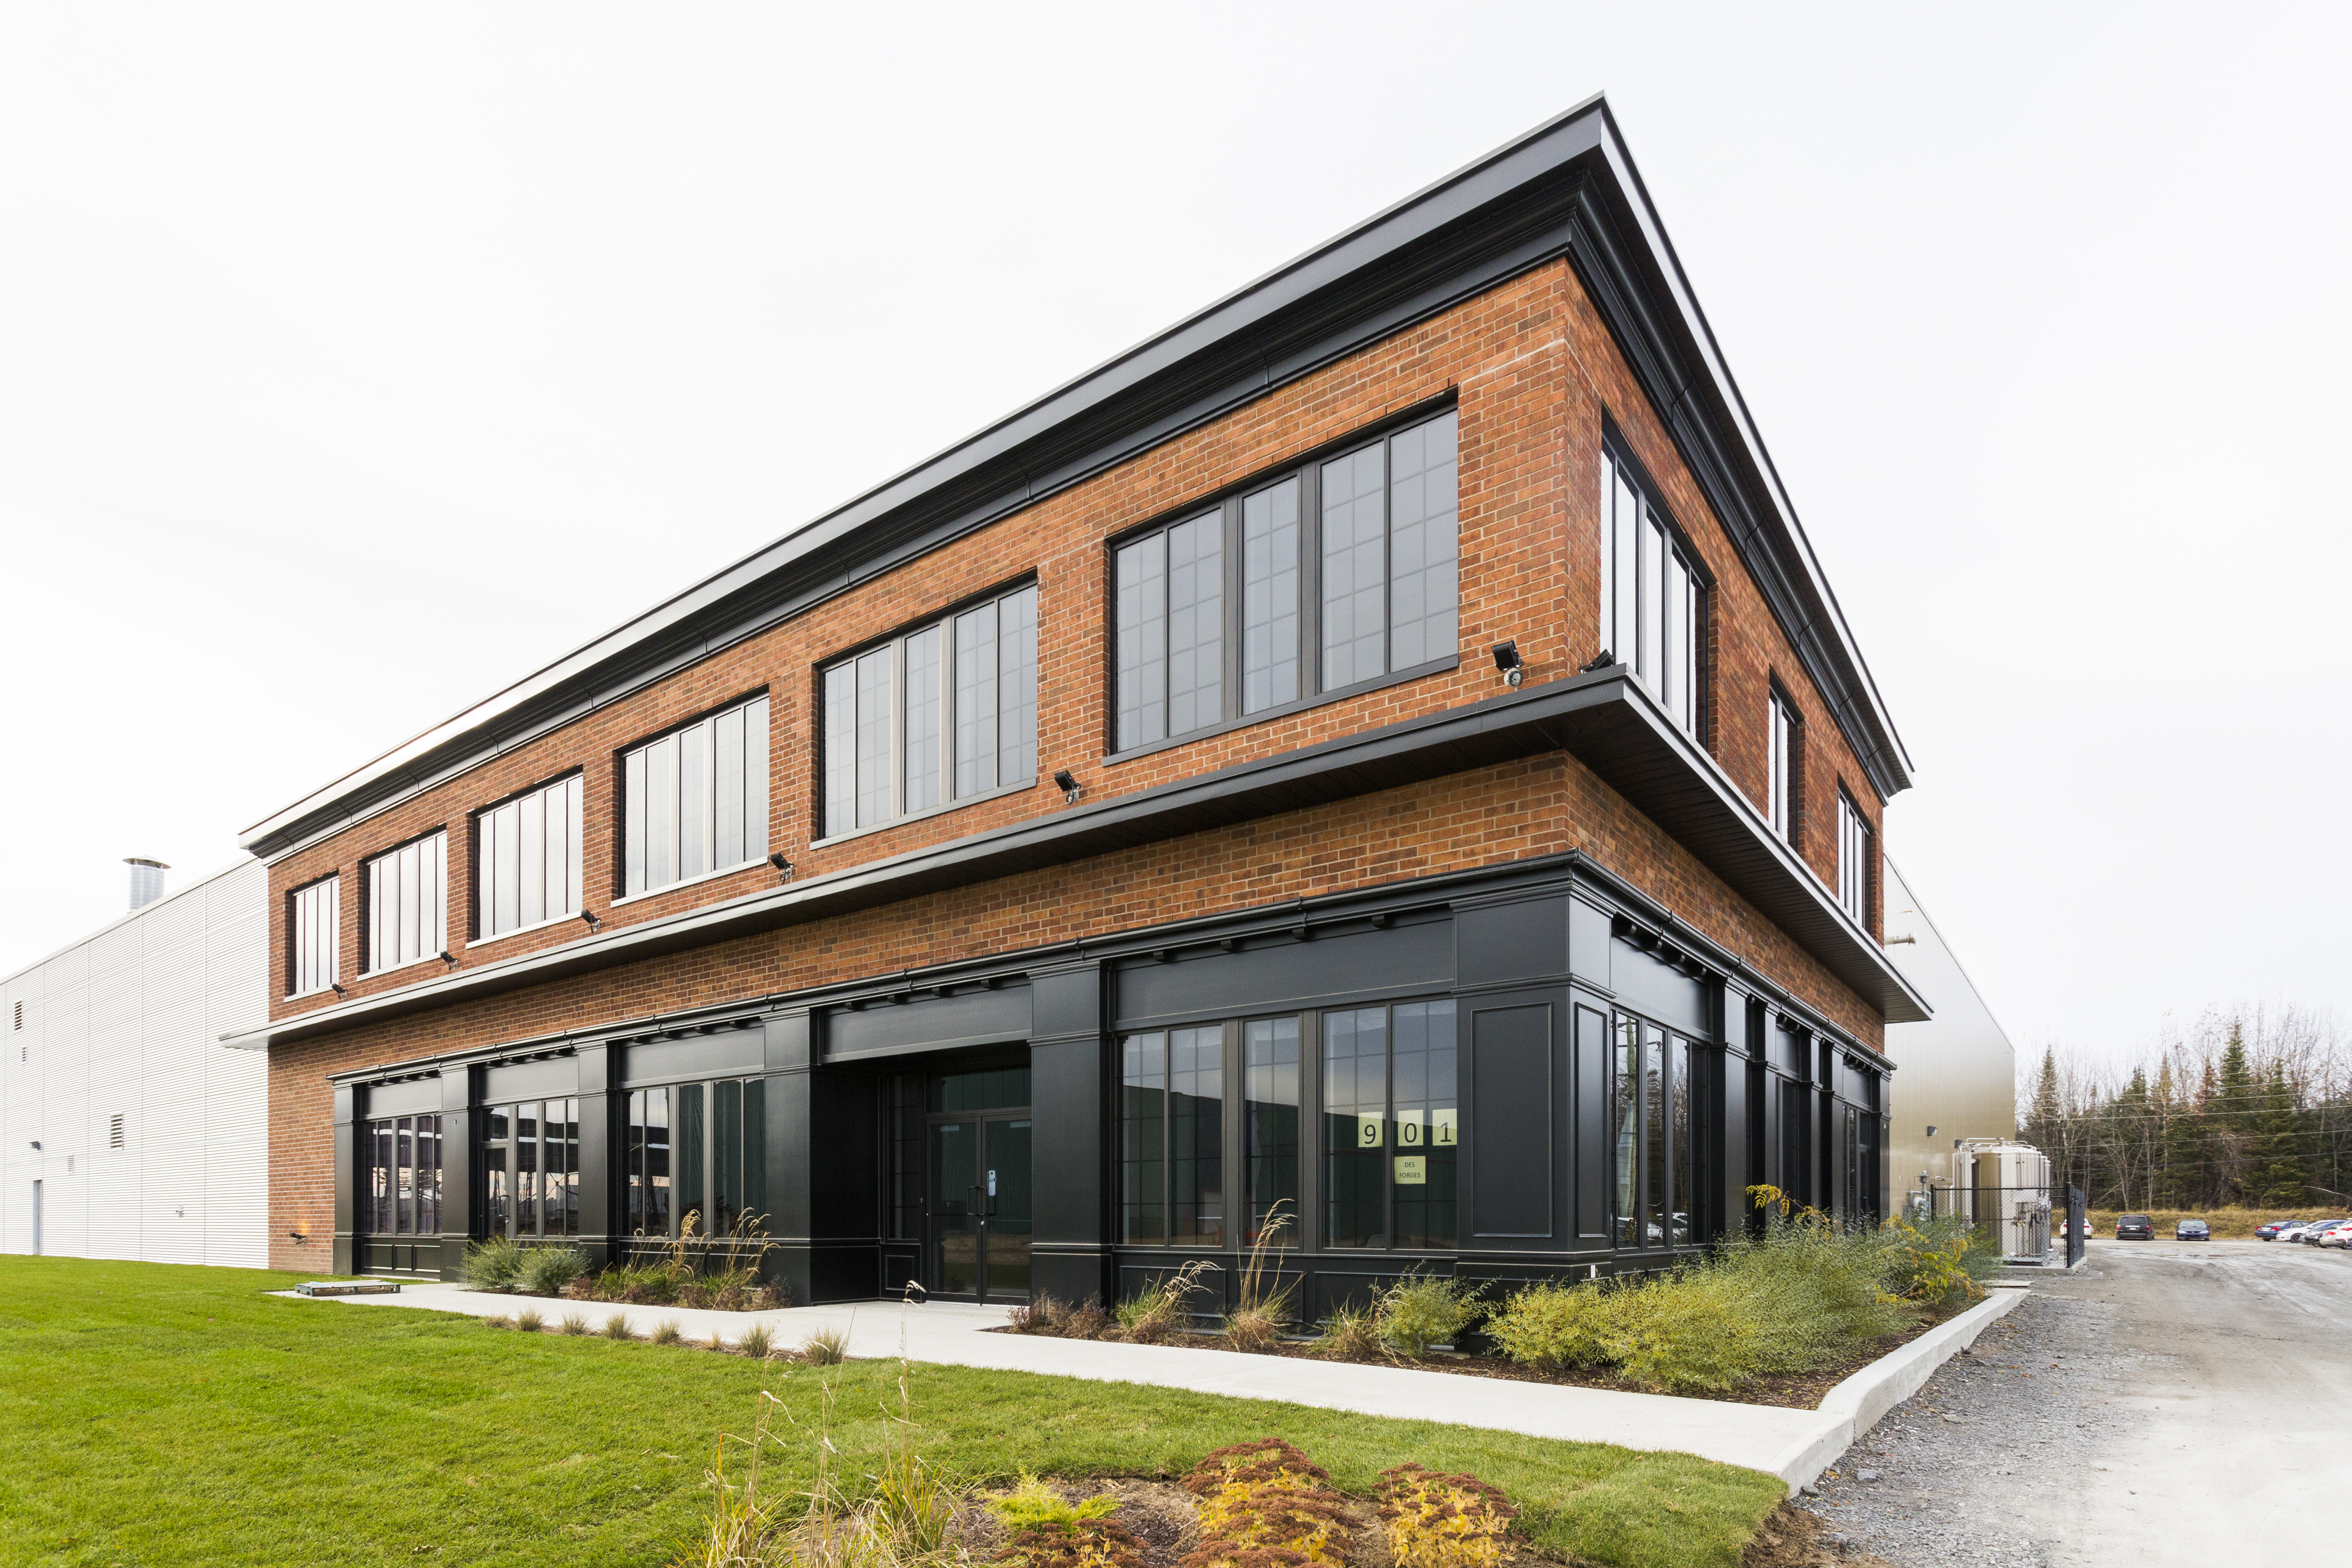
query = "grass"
xmin=0 ymin=1257 xmax=1783 ymax=1568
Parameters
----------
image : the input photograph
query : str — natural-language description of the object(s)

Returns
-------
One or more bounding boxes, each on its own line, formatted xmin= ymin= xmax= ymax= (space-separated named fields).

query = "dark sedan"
xmin=2175 ymin=1218 xmax=2209 ymax=1240
xmin=2116 ymin=1213 xmax=2156 ymax=1239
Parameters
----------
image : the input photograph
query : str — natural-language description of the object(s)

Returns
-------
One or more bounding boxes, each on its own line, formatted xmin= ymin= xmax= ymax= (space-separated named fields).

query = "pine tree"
xmin=2157 ymin=1056 xmax=2207 ymax=1207
xmin=2250 ymin=1063 xmax=2310 ymax=1208
xmin=2216 ymin=1026 xmax=2256 ymax=1202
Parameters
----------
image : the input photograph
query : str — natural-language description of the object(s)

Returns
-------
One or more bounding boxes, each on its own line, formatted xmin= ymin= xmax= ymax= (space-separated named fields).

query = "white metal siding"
xmin=0 ymin=858 xmax=268 ymax=1267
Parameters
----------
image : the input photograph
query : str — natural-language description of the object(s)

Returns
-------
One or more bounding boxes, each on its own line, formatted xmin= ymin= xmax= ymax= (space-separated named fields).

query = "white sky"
xmin=2 ymin=4 xmax=2345 ymax=1070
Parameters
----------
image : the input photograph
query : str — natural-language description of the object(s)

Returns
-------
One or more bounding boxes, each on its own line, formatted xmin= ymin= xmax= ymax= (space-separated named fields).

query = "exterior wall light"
xmin=579 ymin=909 xmax=601 ymax=932
xmin=768 ymin=852 xmax=794 ymax=880
xmin=1579 ymin=648 xmax=1617 ymax=673
xmin=1490 ymin=639 xmax=1524 ymax=687
xmin=1053 ymin=768 xmax=1081 ymax=804
xmin=438 ymin=950 xmax=457 ymax=970
xmin=330 ymin=981 xmax=349 ymax=998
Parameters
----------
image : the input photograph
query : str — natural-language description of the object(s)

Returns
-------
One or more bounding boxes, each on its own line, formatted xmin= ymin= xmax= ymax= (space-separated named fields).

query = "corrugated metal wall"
xmin=0 ymin=859 xmax=268 ymax=1267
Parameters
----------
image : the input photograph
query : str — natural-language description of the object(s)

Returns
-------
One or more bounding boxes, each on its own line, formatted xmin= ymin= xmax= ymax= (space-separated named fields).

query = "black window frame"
xmin=622 ymin=1075 xmax=768 ymax=1243
xmin=1598 ymin=429 xmax=1709 ymax=739
xmin=1106 ymin=400 xmax=1463 ymax=764
xmin=1607 ymin=1007 xmax=1699 ymax=1252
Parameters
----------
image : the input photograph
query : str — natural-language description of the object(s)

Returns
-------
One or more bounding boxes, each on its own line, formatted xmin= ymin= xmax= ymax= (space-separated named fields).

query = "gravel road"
xmin=1796 ymin=1238 xmax=2352 ymax=1567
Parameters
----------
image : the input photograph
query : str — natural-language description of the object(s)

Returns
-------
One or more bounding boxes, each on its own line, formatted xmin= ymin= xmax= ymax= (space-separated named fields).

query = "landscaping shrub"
xmin=1311 ymin=1302 xmax=1381 ymax=1360
xmin=601 ymin=1313 xmax=634 ymax=1341
xmin=1376 ymin=1275 xmax=1484 ymax=1358
xmin=800 ymin=1324 xmax=850 ymax=1365
xmin=1375 ymin=1464 xmax=1517 ymax=1568
xmin=519 ymin=1244 xmax=587 ymax=1298
xmin=737 ymin=1322 xmax=774 ymax=1360
xmin=1181 ymin=1438 xmax=1352 ymax=1568
xmin=459 ymin=1234 xmax=527 ymax=1293
xmin=558 ymin=1312 xmax=588 ymax=1336
xmin=1115 ymin=1259 xmax=1215 ymax=1345
xmin=651 ymin=1318 xmax=684 ymax=1346
xmin=514 ymin=1309 xmax=544 ymax=1334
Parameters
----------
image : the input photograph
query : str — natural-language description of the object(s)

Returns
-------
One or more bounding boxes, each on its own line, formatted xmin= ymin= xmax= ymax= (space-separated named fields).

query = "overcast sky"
xmin=2 ymin=5 xmax=2344 ymax=1072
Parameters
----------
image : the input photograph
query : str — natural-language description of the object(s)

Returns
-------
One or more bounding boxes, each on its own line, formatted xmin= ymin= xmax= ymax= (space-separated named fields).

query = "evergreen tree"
xmin=2250 ymin=1063 xmax=2310 ymax=1208
xmin=2216 ymin=1026 xmax=2256 ymax=1201
xmin=2158 ymin=1057 xmax=2207 ymax=1208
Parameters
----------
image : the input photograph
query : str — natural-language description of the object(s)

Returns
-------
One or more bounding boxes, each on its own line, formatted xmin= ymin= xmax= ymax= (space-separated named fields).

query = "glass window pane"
xmin=1119 ymin=1033 xmax=1166 ymax=1244
xmin=1116 ymin=532 xmax=1168 ymax=750
xmin=954 ymin=603 xmax=998 ymax=797
xmin=1643 ymin=1022 xmax=1667 ymax=1248
xmin=1391 ymin=1000 xmax=1456 ymax=1249
xmin=1638 ymin=516 xmax=1663 ymax=688
xmin=675 ymin=1083 xmax=706 ymax=1237
xmin=714 ymin=1078 xmax=745 ymax=1237
xmin=517 ymin=792 xmax=543 ymax=929
xmin=1321 ymin=1006 xmax=1388 ymax=1248
xmin=1387 ymin=411 xmax=1458 ymax=671
xmin=1669 ymin=1038 xmax=1692 ymax=1245
xmin=1320 ymin=445 xmax=1387 ymax=688
xmin=1245 ymin=1017 xmax=1300 ymax=1245
xmin=903 ymin=625 xmax=942 ymax=812
xmin=1598 ymin=449 xmax=1617 ymax=657
xmin=647 ymin=735 xmax=679 ymax=890
xmin=1613 ymin=472 xmax=1640 ymax=666
xmin=1166 ymin=512 xmax=1222 ymax=735
xmin=856 ymin=649 xmax=893 ymax=828
xmin=399 ymin=840 xmax=421 ymax=964
xmin=741 ymin=1080 xmax=766 ymax=1234
xmin=515 ymin=1102 xmax=540 ymax=1238
xmin=1241 ymin=479 xmax=1300 ymax=714
xmin=560 ymin=775 xmax=583 ymax=917
xmin=999 ymin=585 xmax=1037 ymax=783
xmin=369 ymin=1121 xmax=392 ymax=1235
xmin=678 ymin=721 xmax=708 ymax=880
xmin=1613 ymin=1017 xmax=1638 ymax=1248
xmin=744 ymin=696 xmax=769 ymax=862
xmin=715 ymin=704 xmax=745 ymax=871
xmin=824 ymin=663 xmax=857 ymax=839
xmin=623 ymin=747 xmax=648 ymax=896
xmin=1170 ymin=1026 xmax=1224 ymax=1247
xmin=1664 ymin=551 xmax=1689 ymax=724
xmin=646 ymin=1087 xmax=672 ymax=1237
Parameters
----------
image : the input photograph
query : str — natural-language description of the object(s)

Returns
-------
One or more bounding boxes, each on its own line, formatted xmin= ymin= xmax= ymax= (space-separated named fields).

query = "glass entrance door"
xmin=927 ymin=1114 xmax=1032 ymax=1302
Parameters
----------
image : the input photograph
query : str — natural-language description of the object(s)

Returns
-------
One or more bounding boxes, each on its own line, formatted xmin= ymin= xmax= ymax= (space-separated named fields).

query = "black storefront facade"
xmin=333 ymin=846 xmax=1893 ymax=1313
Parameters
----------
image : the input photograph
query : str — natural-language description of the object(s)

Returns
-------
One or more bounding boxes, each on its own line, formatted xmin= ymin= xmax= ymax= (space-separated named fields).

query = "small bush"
xmin=800 ymin=1324 xmax=850 ymax=1365
xmin=1223 ymin=1304 xmax=1285 ymax=1353
xmin=514 ymin=1309 xmax=544 ymax=1333
xmin=1376 ymin=1464 xmax=1517 ymax=1568
xmin=459 ymin=1234 xmax=527 ymax=1293
xmin=1376 ymin=1275 xmax=1483 ymax=1358
xmin=989 ymin=1474 xmax=1123 ymax=1534
xmin=1063 ymin=1300 xmax=1111 ymax=1340
xmin=651 ymin=1317 xmax=684 ymax=1346
xmin=1181 ymin=1439 xmax=1351 ymax=1568
xmin=1311 ymin=1302 xmax=1382 ymax=1359
xmin=558 ymin=1312 xmax=588 ymax=1336
xmin=601 ymin=1313 xmax=634 ymax=1341
xmin=518 ymin=1245 xmax=587 ymax=1298
xmin=1117 ymin=1259 xmax=1216 ymax=1345
xmin=1483 ymin=1281 xmax=1618 ymax=1370
xmin=737 ymin=1322 xmax=774 ymax=1359
xmin=1006 ymin=1293 xmax=1065 ymax=1335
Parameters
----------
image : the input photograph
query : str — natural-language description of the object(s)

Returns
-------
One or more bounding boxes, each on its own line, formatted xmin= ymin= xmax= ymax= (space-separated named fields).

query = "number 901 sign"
xmin=1356 ymin=1110 xmax=1458 ymax=1149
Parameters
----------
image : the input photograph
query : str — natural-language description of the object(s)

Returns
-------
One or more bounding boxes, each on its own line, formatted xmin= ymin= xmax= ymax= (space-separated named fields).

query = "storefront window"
xmin=1243 ymin=1017 xmax=1300 ymax=1244
xmin=1323 ymin=1000 xmax=1457 ymax=1250
xmin=481 ymin=1099 xmax=577 ymax=1239
xmin=1612 ymin=1014 xmax=1693 ymax=1249
xmin=624 ymin=1078 xmax=764 ymax=1240
xmin=1119 ymin=1027 xmax=1223 ymax=1246
xmin=364 ymin=1114 xmax=442 ymax=1239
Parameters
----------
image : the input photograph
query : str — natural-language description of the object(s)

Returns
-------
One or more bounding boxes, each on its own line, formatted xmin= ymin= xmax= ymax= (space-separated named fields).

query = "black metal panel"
xmin=1030 ymin=1027 xmax=1108 ymax=1307
xmin=765 ymin=1011 xmax=813 ymax=1072
xmin=1456 ymin=898 xmax=1567 ymax=992
xmin=482 ymin=1055 xmax=582 ymax=1103
xmin=1114 ymin=918 xmax=1452 ymax=1027
xmin=1609 ymin=936 xmax=1706 ymax=1035
xmin=1466 ymin=999 xmax=1554 ymax=1239
xmin=438 ymin=1071 xmax=473 ymax=1279
xmin=621 ymin=1032 xmax=765 ymax=1087
xmin=826 ymin=986 xmax=1032 ymax=1061
xmin=361 ymin=1078 xmax=442 ymax=1117
xmin=1567 ymin=895 xmax=1613 ymax=986
xmin=331 ymin=1082 xmax=355 ymax=1267
xmin=1572 ymin=1002 xmax=1611 ymax=1243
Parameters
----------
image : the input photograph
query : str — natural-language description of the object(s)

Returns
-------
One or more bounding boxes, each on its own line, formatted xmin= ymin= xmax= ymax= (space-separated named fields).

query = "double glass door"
xmin=929 ymin=1114 xmax=1032 ymax=1301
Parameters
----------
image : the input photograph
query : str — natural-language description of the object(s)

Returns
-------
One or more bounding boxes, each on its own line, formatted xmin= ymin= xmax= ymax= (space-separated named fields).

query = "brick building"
xmin=225 ymin=98 xmax=1927 ymax=1310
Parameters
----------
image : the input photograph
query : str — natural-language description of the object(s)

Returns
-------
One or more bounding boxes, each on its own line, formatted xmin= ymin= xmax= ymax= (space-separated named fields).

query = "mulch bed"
xmin=990 ymin=1300 xmax=1970 ymax=1412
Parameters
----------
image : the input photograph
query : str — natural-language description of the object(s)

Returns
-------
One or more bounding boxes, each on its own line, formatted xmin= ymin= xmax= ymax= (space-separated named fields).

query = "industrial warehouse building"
xmin=225 ymin=98 xmax=1930 ymax=1312
xmin=2 ymin=859 xmax=268 ymax=1266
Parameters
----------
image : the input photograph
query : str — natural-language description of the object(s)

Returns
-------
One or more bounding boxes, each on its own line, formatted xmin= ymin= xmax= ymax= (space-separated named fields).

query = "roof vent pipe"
xmin=125 ymin=858 xmax=169 ymax=911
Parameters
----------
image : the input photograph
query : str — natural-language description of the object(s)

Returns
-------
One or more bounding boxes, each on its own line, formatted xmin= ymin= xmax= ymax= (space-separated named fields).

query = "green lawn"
xmin=0 ymin=1257 xmax=1782 ymax=1568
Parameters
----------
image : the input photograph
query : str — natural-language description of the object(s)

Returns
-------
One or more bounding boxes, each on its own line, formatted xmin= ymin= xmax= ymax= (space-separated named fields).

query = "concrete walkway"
xmin=278 ymin=1279 xmax=2021 ymax=1488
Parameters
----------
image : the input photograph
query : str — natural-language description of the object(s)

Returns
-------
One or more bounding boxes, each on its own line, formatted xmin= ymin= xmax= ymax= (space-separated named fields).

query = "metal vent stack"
xmin=125 ymin=858 xmax=169 ymax=910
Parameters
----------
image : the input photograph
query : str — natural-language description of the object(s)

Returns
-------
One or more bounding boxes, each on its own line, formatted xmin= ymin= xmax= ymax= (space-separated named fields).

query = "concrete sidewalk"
xmin=279 ymin=1280 xmax=2020 ymax=1488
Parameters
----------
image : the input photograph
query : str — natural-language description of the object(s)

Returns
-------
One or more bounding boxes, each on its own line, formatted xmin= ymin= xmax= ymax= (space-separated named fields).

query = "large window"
xmin=1598 ymin=443 xmax=1701 ymax=734
xmin=365 ymin=1114 xmax=443 ymax=1236
xmin=1767 ymin=690 xmax=1798 ymax=843
xmin=1114 ymin=408 xmax=1459 ymax=752
xmin=290 ymin=875 xmax=339 ymax=995
xmin=622 ymin=694 xmax=770 ymax=899
xmin=365 ymin=831 xmax=446 ymax=974
xmin=1119 ymin=1026 xmax=1224 ymax=1246
xmin=625 ymin=1078 xmax=766 ymax=1240
xmin=1837 ymin=791 xmax=1873 ymax=924
xmin=477 ymin=774 xmax=583 ymax=939
xmin=482 ymin=1099 xmax=578 ymax=1239
xmin=823 ymin=583 xmax=1038 ymax=839
xmin=1610 ymin=1015 xmax=1694 ymax=1249
xmin=1323 ymin=1000 xmax=1458 ymax=1250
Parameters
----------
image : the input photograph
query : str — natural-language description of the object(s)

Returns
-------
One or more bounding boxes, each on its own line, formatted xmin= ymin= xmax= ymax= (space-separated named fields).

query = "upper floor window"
xmin=1598 ymin=441 xmax=1701 ymax=734
xmin=622 ymin=694 xmax=770 ymax=899
xmin=1837 ymin=790 xmax=1873 ymax=924
xmin=822 ymin=582 xmax=1038 ymax=839
xmin=1767 ymin=690 xmax=1798 ymax=842
xmin=1114 ymin=407 xmax=1459 ymax=753
xmin=289 ymin=875 xmax=340 ymax=995
xmin=477 ymin=774 xmax=584 ymax=938
xmin=365 ymin=831 xmax=446 ymax=974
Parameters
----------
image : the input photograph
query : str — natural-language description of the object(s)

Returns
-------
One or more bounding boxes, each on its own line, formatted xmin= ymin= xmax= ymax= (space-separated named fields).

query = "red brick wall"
xmin=262 ymin=254 xmax=1895 ymax=1267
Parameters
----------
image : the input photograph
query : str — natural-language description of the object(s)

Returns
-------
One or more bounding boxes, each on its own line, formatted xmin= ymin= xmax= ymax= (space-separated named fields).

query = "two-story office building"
xmin=226 ymin=98 xmax=1927 ymax=1312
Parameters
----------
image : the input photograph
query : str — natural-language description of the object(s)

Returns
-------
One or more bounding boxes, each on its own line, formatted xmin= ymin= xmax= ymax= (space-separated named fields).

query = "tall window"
xmin=622 ymin=695 xmax=770 ymax=898
xmin=290 ymin=875 xmax=339 ymax=995
xmin=823 ymin=583 xmax=1038 ymax=838
xmin=1323 ymin=1000 xmax=1458 ymax=1250
xmin=624 ymin=1079 xmax=765 ymax=1239
xmin=365 ymin=1114 xmax=442 ymax=1236
xmin=1837 ymin=791 xmax=1873 ymax=924
xmin=1243 ymin=1017 xmax=1301 ymax=1244
xmin=482 ymin=1099 xmax=578 ymax=1239
xmin=1114 ymin=408 xmax=1458 ymax=752
xmin=477 ymin=774 xmax=584 ymax=938
xmin=365 ymin=832 xmax=446 ymax=973
xmin=1598 ymin=443 xmax=1701 ymax=733
xmin=1767 ymin=691 xmax=1797 ymax=843
xmin=1119 ymin=1026 xmax=1224 ymax=1246
xmin=1610 ymin=1015 xmax=1693 ymax=1249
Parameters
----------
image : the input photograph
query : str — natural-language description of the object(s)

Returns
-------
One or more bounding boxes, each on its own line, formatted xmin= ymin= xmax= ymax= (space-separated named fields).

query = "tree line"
xmin=2020 ymin=1004 xmax=2352 ymax=1211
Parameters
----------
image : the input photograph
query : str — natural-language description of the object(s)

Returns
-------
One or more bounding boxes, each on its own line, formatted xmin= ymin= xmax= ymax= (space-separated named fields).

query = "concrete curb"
xmin=1762 ymin=1286 xmax=2027 ymax=1492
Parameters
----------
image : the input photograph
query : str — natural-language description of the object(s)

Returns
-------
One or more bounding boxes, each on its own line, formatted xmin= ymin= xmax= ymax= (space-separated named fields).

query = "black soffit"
xmin=238 ymin=95 xmax=1910 ymax=865
xmin=224 ymin=668 xmax=1928 ymax=1054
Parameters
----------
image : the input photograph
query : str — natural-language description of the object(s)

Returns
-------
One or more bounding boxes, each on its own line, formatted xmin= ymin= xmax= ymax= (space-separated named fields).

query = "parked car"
xmin=2116 ymin=1213 xmax=2155 ymax=1239
xmin=2255 ymin=1220 xmax=2294 ymax=1241
xmin=2298 ymin=1218 xmax=2352 ymax=1246
xmin=2274 ymin=1220 xmax=2333 ymax=1243
xmin=2175 ymin=1218 xmax=2209 ymax=1240
xmin=2320 ymin=1221 xmax=2352 ymax=1249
